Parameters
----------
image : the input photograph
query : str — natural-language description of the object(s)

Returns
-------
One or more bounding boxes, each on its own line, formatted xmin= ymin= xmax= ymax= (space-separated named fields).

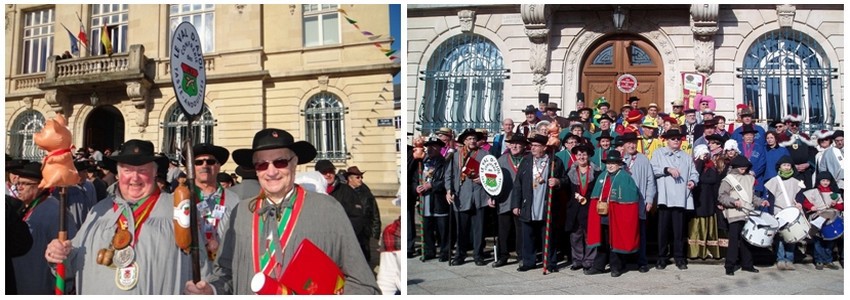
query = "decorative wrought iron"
xmin=739 ymin=28 xmax=837 ymax=132
xmin=305 ymin=92 xmax=347 ymax=161
xmin=8 ymin=110 xmax=46 ymax=161
xmin=160 ymin=104 xmax=216 ymax=161
xmin=419 ymin=34 xmax=507 ymax=136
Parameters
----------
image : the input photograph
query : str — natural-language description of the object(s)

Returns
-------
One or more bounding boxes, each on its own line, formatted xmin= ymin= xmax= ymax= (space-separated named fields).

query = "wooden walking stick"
xmin=56 ymin=187 xmax=67 ymax=295
xmin=542 ymin=147 xmax=556 ymax=275
xmin=418 ymin=160 xmax=426 ymax=261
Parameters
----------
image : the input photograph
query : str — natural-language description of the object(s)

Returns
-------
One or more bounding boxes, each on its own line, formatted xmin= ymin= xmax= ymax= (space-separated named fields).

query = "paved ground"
xmin=406 ymin=253 xmax=845 ymax=295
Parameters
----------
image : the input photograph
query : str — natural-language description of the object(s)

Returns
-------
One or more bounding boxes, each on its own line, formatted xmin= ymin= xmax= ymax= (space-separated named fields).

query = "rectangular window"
xmin=169 ymin=4 xmax=215 ymax=53
xmin=90 ymin=4 xmax=129 ymax=56
xmin=302 ymin=4 xmax=339 ymax=47
xmin=394 ymin=116 xmax=401 ymax=129
xmin=21 ymin=8 xmax=54 ymax=74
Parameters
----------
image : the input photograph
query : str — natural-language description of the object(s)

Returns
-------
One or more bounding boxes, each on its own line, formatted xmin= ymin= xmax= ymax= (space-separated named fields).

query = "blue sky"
xmin=390 ymin=4 xmax=400 ymax=84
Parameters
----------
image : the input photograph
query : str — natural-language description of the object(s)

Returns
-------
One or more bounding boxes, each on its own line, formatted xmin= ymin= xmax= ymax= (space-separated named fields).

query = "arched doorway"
xmin=581 ymin=36 xmax=664 ymax=111
xmin=85 ymin=106 xmax=125 ymax=153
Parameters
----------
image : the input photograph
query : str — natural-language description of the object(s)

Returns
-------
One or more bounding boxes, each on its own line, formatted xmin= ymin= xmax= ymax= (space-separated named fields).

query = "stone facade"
xmin=407 ymin=4 xmax=844 ymax=137
xmin=4 ymin=4 xmax=401 ymax=194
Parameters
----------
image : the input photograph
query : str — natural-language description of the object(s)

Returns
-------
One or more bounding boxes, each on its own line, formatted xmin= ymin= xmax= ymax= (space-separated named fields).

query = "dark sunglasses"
xmin=253 ymin=157 xmax=293 ymax=171
xmin=194 ymin=159 xmax=218 ymax=166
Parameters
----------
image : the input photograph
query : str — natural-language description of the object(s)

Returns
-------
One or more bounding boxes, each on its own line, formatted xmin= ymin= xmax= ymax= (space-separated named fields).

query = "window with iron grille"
xmin=8 ymin=110 xmax=46 ymax=160
xmin=305 ymin=92 xmax=347 ymax=161
xmin=21 ymin=8 xmax=54 ymax=74
xmin=419 ymin=34 xmax=506 ymax=137
xmin=302 ymin=4 xmax=340 ymax=47
xmin=160 ymin=104 xmax=216 ymax=161
xmin=739 ymin=29 xmax=838 ymax=132
xmin=90 ymin=4 xmax=128 ymax=56
xmin=170 ymin=4 xmax=215 ymax=53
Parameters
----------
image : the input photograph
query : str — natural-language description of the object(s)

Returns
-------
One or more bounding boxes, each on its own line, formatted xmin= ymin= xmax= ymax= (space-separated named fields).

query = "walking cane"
xmin=56 ymin=187 xmax=67 ymax=295
xmin=542 ymin=147 xmax=556 ymax=275
xmin=418 ymin=161 xmax=426 ymax=261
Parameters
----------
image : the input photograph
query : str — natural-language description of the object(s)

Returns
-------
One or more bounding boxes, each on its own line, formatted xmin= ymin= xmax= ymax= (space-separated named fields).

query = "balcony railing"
xmin=39 ymin=44 xmax=150 ymax=92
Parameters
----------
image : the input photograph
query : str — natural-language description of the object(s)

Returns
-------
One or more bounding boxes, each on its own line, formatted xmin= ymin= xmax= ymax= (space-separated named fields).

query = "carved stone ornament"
xmin=521 ymin=4 xmax=556 ymax=93
xmin=22 ymin=97 xmax=33 ymax=109
xmin=318 ymin=75 xmax=329 ymax=92
xmin=690 ymin=4 xmax=719 ymax=74
xmin=44 ymin=90 xmax=67 ymax=113
xmin=777 ymin=4 xmax=796 ymax=28
xmin=458 ymin=10 xmax=475 ymax=33
xmin=126 ymin=81 xmax=151 ymax=128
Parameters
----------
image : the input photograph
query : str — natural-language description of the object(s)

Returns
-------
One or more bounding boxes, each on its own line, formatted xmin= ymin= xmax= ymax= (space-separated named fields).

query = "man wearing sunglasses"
xmin=346 ymin=166 xmax=382 ymax=264
xmin=187 ymin=143 xmax=241 ymax=267
xmin=187 ymin=129 xmax=378 ymax=295
xmin=314 ymin=159 xmax=372 ymax=262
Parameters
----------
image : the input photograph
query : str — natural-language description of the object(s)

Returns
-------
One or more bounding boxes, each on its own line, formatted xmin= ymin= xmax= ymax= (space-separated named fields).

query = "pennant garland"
xmin=337 ymin=8 xmax=397 ymax=61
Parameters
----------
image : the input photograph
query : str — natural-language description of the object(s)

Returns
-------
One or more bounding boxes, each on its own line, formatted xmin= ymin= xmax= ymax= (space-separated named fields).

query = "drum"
xmin=742 ymin=212 xmax=780 ymax=248
xmin=821 ymin=214 xmax=844 ymax=241
xmin=775 ymin=208 xmax=810 ymax=243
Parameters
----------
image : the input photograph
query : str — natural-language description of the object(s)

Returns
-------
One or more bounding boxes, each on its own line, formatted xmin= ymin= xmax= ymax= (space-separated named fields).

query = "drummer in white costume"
xmin=717 ymin=156 xmax=768 ymax=276
xmin=800 ymin=172 xmax=843 ymax=270
xmin=763 ymin=155 xmax=805 ymax=270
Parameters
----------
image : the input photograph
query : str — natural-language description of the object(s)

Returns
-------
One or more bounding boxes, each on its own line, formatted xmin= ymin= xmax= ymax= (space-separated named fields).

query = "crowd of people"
xmin=6 ymin=127 xmax=397 ymax=294
xmin=408 ymin=94 xmax=844 ymax=277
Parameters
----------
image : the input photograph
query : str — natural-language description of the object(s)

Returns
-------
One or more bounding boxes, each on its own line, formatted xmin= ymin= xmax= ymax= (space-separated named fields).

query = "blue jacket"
xmin=763 ymin=145 xmax=791 ymax=196
xmin=739 ymin=141 xmax=767 ymax=196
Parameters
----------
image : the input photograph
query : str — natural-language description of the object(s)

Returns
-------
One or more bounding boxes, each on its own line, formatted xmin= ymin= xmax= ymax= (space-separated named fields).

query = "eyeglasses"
xmin=15 ymin=181 xmax=39 ymax=188
xmin=253 ymin=157 xmax=293 ymax=171
xmin=194 ymin=159 xmax=218 ymax=166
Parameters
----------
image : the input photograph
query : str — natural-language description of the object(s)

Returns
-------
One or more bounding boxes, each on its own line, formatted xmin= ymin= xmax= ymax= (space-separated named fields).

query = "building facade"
xmin=4 ymin=4 xmax=401 ymax=194
xmin=407 ymin=4 xmax=843 ymax=137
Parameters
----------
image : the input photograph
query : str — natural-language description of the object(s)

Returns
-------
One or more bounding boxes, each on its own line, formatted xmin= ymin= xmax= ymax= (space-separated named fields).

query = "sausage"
xmin=172 ymin=184 xmax=192 ymax=253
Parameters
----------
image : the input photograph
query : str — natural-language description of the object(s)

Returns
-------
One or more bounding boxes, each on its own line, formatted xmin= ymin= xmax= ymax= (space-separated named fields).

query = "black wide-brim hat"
xmin=570 ymin=143 xmax=595 ymax=156
xmin=189 ymin=143 xmax=230 ymax=165
xmin=602 ymin=150 xmax=625 ymax=165
xmin=423 ymin=136 xmax=446 ymax=148
xmin=740 ymin=125 xmax=758 ymax=135
xmin=661 ymin=129 xmax=684 ymax=140
xmin=596 ymin=131 xmax=615 ymax=141
xmin=506 ymin=133 xmax=530 ymax=145
xmin=235 ymin=165 xmax=258 ymax=180
xmin=618 ymin=132 xmax=639 ymax=142
xmin=730 ymin=155 xmax=752 ymax=169
xmin=232 ymin=128 xmax=317 ymax=168
xmin=10 ymin=161 xmax=44 ymax=180
xmin=457 ymin=128 xmax=485 ymax=143
xmin=528 ymin=134 xmax=549 ymax=145
xmin=107 ymin=139 xmax=169 ymax=167
xmin=705 ymin=134 xmax=726 ymax=143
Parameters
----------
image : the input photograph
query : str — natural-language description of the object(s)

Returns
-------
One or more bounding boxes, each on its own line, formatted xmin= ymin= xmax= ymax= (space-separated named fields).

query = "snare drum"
xmin=775 ymin=208 xmax=810 ymax=244
xmin=742 ymin=212 xmax=780 ymax=248
xmin=821 ymin=214 xmax=844 ymax=241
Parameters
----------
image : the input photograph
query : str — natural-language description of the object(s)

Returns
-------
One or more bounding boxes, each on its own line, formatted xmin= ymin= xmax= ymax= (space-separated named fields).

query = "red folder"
xmin=280 ymin=239 xmax=346 ymax=295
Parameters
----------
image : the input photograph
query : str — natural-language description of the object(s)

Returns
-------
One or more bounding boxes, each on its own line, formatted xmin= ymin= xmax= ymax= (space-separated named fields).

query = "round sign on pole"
xmin=479 ymin=155 xmax=504 ymax=196
xmin=170 ymin=22 xmax=206 ymax=117
xmin=617 ymin=74 xmax=638 ymax=94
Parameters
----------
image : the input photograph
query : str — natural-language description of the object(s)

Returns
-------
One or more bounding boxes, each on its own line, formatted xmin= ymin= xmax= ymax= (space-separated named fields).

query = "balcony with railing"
xmin=38 ymin=44 xmax=152 ymax=93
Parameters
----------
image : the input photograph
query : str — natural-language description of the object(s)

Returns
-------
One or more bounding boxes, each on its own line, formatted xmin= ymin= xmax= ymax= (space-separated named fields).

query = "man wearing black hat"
xmin=680 ymin=108 xmax=703 ymax=148
xmin=620 ymin=132 xmax=656 ymax=273
xmin=187 ymin=129 xmax=379 ymax=294
xmin=585 ymin=150 xmax=640 ymax=277
xmin=731 ymin=107 xmax=766 ymax=146
xmin=12 ymin=162 xmax=77 ymax=294
xmin=650 ymin=129 xmax=699 ymax=270
xmin=491 ymin=134 xmax=529 ymax=268
xmin=590 ymin=131 xmax=615 ymax=167
xmin=818 ymin=130 xmax=844 ymax=193
xmin=414 ymin=137 xmax=451 ymax=262
xmin=628 ymin=96 xmax=640 ymax=110
xmin=189 ymin=143 xmax=240 ymax=267
xmin=46 ymin=139 xmax=193 ymax=294
xmin=737 ymin=125 xmax=767 ymax=196
xmin=692 ymin=118 xmax=719 ymax=150
xmin=517 ymin=105 xmax=542 ymax=139
xmin=314 ymin=159 xmax=373 ymax=264
xmin=228 ymin=165 xmax=261 ymax=200
xmin=345 ymin=165 xmax=381 ymax=263
xmin=446 ymin=128 xmax=490 ymax=266
xmin=590 ymin=115 xmax=618 ymax=148
xmin=511 ymin=134 xmax=568 ymax=272
xmin=542 ymin=102 xmax=570 ymax=130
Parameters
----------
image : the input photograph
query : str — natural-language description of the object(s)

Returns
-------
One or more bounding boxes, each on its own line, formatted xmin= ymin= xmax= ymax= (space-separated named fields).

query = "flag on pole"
xmin=61 ymin=24 xmax=79 ymax=56
xmin=76 ymin=12 xmax=88 ymax=50
xmin=100 ymin=24 xmax=112 ymax=56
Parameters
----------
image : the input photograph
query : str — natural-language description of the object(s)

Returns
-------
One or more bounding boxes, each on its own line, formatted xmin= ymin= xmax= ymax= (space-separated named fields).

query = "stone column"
xmin=126 ymin=81 xmax=151 ymax=131
xmin=690 ymin=4 xmax=718 ymax=74
xmin=521 ymin=4 xmax=556 ymax=93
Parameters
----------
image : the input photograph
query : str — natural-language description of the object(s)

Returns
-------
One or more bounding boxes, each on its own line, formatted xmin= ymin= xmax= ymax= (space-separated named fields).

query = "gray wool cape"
xmin=206 ymin=187 xmax=380 ymax=295
xmin=61 ymin=190 xmax=194 ymax=294
xmin=650 ymin=147 xmax=699 ymax=209
xmin=13 ymin=196 xmax=77 ymax=294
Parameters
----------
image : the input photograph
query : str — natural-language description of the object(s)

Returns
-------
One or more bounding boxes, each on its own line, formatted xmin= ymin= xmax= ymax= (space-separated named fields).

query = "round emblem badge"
xmin=115 ymin=262 xmax=140 ymax=291
xmin=112 ymin=246 xmax=136 ymax=269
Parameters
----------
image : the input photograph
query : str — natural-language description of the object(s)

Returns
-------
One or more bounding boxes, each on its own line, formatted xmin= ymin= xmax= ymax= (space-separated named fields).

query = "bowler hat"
xmin=424 ymin=136 xmax=446 ymax=148
xmin=235 ymin=165 xmax=258 ymax=180
xmin=345 ymin=166 xmax=366 ymax=177
xmin=506 ymin=134 xmax=529 ymax=145
xmin=190 ymin=143 xmax=230 ymax=165
xmin=661 ymin=128 xmax=684 ymax=139
xmin=232 ymin=128 xmax=317 ymax=168
xmin=107 ymin=140 xmax=169 ymax=167
xmin=528 ymin=134 xmax=549 ymax=145
xmin=10 ymin=162 xmax=44 ymax=180
xmin=457 ymin=128 xmax=485 ymax=142
xmin=314 ymin=160 xmax=336 ymax=174
xmin=602 ymin=150 xmax=625 ymax=165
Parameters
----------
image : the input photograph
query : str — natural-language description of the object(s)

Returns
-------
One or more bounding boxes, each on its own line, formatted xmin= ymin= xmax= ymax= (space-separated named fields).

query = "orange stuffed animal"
xmin=546 ymin=122 xmax=561 ymax=148
xmin=412 ymin=136 xmax=426 ymax=160
xmin=34 ymin=114 xmax=80 ymax=189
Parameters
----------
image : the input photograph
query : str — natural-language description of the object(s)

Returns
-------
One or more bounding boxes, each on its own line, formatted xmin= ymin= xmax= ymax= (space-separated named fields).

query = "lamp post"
xmin=613 ymin=6 xmax=626 ymax=31
xmin=90 ymin=92 xmax=98 ymax=106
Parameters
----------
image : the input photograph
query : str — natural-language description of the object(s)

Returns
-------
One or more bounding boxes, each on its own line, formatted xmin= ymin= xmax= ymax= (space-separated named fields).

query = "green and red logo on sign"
xmin=170 ymin=22 xmax=206 ymax=117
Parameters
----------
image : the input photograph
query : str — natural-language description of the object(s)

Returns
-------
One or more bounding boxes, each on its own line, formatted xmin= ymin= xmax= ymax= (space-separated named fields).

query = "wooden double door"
xmin=581 ymin=37 xmax=664 ymax=112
